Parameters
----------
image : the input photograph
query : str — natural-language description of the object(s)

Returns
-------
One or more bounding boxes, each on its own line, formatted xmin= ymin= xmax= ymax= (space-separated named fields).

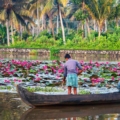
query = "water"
xmin=0 ymin=54 xmax=120 ymax=61
xmin=1 ymin=53 xmax=120 ymax=120
xmin=1 ymin=92 xmax=120 ymax=120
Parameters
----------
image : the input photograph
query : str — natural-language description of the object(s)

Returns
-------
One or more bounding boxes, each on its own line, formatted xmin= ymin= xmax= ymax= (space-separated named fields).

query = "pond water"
xmin=0 ymin=53 xmax=120 ymax=61
xmin=1 ymin=92 xmax=120 ymax=120
xmin=1 ymin=54 xmax=120 ymax=120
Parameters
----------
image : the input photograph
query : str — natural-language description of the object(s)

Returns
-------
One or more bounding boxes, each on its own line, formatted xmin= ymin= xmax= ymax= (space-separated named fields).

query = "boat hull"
xmin=17 ymin=83 xmax=120 ymax=107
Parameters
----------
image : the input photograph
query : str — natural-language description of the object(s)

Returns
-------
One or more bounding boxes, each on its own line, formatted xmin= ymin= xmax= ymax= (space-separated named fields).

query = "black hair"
xmin=64 ymin=54 xmax=71 ymax=59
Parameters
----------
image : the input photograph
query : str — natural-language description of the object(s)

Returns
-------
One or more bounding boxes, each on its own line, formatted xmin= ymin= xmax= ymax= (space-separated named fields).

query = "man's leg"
xmin=67 ymin=118 xmax=71 ymax=120
xmin=73 ymin=117 xmax=76 ymax=120
xmin=68 ymin=86 xmax=72 ymax=94
xmin=73 ymin=87 xmax=77 ymax=95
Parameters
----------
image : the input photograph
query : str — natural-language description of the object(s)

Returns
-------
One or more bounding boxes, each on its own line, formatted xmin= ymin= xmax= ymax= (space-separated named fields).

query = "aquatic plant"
xmin=0 ymin=59 xmax=120 ymax=90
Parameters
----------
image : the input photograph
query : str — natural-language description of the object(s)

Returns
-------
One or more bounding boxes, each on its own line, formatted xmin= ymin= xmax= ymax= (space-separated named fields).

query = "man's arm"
xmin=76 ymin=61 xmax=83 ymax=75
xmin=63 ymin=66 xmax=67 ymax=83
xmin=77 ymin=69 xmax=83 ymax=75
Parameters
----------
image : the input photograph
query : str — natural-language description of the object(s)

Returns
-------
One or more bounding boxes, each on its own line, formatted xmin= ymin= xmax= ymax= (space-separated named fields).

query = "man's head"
xmin=64 ymin=54 xmax=71 ymax=61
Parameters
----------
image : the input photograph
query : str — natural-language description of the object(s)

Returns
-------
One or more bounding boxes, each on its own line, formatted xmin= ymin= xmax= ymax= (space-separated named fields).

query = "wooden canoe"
xmin=21 ymin=104 xmax=120 ymax=120
xmin=17 ymin=83 xmax=120 ymax=107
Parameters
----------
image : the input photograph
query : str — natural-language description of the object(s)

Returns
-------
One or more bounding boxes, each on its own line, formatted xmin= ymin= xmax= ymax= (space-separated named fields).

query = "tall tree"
xmin=0 ymin=0 xmax=33 ymax=46
xmin=28 ymin=0 xmax=47 ymax=35
xmin=85 ymin=0 xmax=114 ymax=37
xmin=108 ymin=3 xmax=120 ymax=27
xmin=41 ymin=0 xmax=68 ymax=44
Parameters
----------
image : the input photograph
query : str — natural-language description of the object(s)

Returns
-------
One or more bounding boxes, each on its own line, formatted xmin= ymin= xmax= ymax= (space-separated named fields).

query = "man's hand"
xmin=62 ymin=77 xmax=66 ymax=84
xmin=77 ymin=69 xmax=83 ymax=75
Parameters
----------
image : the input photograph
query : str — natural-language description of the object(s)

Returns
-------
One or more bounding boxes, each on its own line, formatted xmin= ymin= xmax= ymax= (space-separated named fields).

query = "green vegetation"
xmin=0 ymin=0 xmax=120 ymax=50
xmin=29 ymin=49 xmax=38 ymax=55
xmin=26 ymin=86 xmax=64 ymax=93
xmin=26 ymin=87 xmax=91 ymax=94
xmin=79 ymin=90 xmax=91 ymax=95
xmin=0 ymin=86 xmax=12 ymax=90
xmin=4 ymin=27 xmax=120 ymax=50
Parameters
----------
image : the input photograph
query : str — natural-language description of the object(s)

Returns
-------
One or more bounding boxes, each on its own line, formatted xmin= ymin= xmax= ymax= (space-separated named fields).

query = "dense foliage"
xmin=5 ymin=27 xmax=120 ymax=50
xmin=0 ymin=0 xmax=120 ymax=50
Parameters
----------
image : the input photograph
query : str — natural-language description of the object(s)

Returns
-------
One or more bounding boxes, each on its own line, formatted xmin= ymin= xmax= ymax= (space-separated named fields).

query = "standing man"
xmin=63 ymin=54 xmax=82 ymax=95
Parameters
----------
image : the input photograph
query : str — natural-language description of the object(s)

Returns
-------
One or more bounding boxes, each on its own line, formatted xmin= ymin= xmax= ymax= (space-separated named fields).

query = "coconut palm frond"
xmin=85 ymin=4 xmax=97 ymax=20
xmin=59 ymin=0 xmax=68 ymax=7
xmin=22 ymin=15 xmax=36 ymax=26
xmin=0 ymin=9 xmax=7 ymax=21
xmin=41 ymin=0 xmax=54 ymax=16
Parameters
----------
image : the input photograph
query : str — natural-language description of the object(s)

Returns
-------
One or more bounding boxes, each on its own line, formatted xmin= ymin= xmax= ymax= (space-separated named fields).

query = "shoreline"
xmin=0 ymin=48 xmax=120 ymax=56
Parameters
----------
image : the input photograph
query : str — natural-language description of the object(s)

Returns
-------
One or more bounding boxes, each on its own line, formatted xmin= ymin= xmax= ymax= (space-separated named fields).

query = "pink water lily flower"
xmin=89 ymin=60 xmax=93 ymax=64
xmin=58 ymin=69 xmax=64 ymax=73
xmin=56 ymin=76 xmax=61 ymax=80
xmin=95 ymin=63 xmax=100 ymax=67
xmin=36 ymin=74 xmax=39 ymax=76
xmin=83 ymin=78 xmax=87 ymax=81
xmin=111 ymin=76 xmax=115 ymax=81
xmin=80 ymin=60 xmax=84 ymax=65
xmin=43 ymin=65 xmax=48 ymax=70
xmin=106 ymin=61 xmax=109 ymax=65
xmin=118 ymin=62 xmax=120 ymax=67
xmin=34 ymin=77 xmax=41 ymax=82
xmin=91 ymin=78 xmax=104 ymax=83
xmin=52 ymin=60 xmax=57 ymax=63
xmin=18 ymin=80 xmax=22 ymax=83
xmin=4 ymin=79 xmax=10 ymax=83
xmin=14 ymin=79 xmax=17 ymax=82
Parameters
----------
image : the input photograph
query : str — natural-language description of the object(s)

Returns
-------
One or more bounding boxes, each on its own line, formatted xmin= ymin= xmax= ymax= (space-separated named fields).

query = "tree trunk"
xmin=37 ymin=5 xmax=40 ymax=35
xmin=93 ymin=20 xmax=96 ymax=31
xmin=77 ymin=22 xmax=80 ymax=33
xmin=82 ymin=0 xmax=85 ymax=10
xmin=57 ymin=15 xmax=59 ymax=34
xmin=11 ymin=22 xmax=14 ymax=44
xmin=66 ymin=21 xmax=69 ymax=34
xmin=59 ymin=9 xmax=66 ymax=44
xmin=20 ymin=23 xmax=22 ymax=39
xmin=6 ymin=20 xmax=10 ymax=46
xmin=98 ymin=23 xmax=101 ymax=37
xmin=81 ymin=21 xmax=84 ymax=38
xmin=105 ymin=19 xmax=107 ymax=32
xmin=49 ymin=16 xmax=55 ymax=38
xmin=42 ymin=15 xmax=44 ymax=30
xmin=116 ymin=18 xmax=119 ymax=28
xmin=32 ymin=26 xmax=35 ymax=36
xmin=44 ymin=16 xmax=46 ymax=29
xmin=84 ymin=20 xmax=87 ymax=37
xmin=86 ymin=19 xmax=90 ymax=35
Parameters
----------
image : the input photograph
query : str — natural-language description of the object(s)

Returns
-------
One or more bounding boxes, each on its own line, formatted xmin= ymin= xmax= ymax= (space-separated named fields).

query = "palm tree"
xmin=108 ymin=3 xmax=120 ymax=27
xmin=85 ymin=0 xmax=114 ymax=37
xmin=40 ymin=0 xmax=60 ymax=38
xmin=28 ymin=0 xmax=47 ymax=35
xmin=0 ymin=0 xmax=33 ymax=46
xmin=41 ymin=0 xmax=68 ymax=44
xmin=68 ymin=0 xmax=90 ymax=37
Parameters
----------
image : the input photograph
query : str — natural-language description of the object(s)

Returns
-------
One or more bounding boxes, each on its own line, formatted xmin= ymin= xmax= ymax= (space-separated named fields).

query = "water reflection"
xmin=21 ymin=104 xmax=120 ymax=120
xmin=1 ymin=92 xmax=120 ymax=120
xmin=0 ymin=54 xmax=120 ymax=61
xmin=0 ymin=93 xmax=29 ymax=120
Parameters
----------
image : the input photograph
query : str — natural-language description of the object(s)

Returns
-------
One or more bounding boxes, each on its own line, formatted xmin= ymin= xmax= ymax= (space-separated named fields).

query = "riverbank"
xmin=0 ymin=48 xmax=120 ymax=56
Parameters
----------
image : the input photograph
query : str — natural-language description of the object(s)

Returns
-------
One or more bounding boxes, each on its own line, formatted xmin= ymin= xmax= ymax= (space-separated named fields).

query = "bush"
xmin=29 ymin=49 xmax=38 ymax=55
xmin=2 ymin=28 xmax=120 ymax=50
xmin=22 ymin=31 xmax=30 ymax=40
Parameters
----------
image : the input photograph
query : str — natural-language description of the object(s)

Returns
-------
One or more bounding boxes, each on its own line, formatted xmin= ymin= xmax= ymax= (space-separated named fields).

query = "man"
xmin=63 ymin=54 xmax=82 ymax=95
